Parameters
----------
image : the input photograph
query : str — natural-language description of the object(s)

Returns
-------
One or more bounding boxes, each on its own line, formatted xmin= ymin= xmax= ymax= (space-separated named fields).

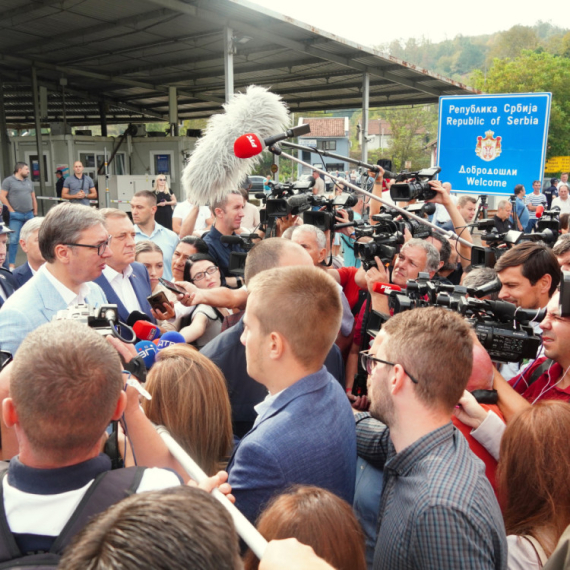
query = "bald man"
xmin=452 ymin=343 xmax=504 ymax=494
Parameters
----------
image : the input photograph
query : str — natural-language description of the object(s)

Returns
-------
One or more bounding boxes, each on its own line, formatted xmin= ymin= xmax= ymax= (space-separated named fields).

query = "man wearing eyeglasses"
xmin=0 ymin=203 xmax=110 ymax=356
xmin=356 ymin=307 xmax=507 ymax=570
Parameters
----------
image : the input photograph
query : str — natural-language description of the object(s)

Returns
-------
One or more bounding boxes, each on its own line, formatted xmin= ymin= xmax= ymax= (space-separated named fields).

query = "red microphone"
xmin=373 ymin=283 xmax=403 ymax=295
xmin=234 ymin=124 xmax=312 ymax=159
xmin=234 ymin=133 xmax=265 ymax=159
xmin=133 ymin=320 xmax=161 ymax=341
xmin=535 ymin=205 xmax=544 ymax=219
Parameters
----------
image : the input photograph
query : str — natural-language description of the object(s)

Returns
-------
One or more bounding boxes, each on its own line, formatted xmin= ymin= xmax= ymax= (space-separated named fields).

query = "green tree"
xmin=472 ymin=50 xmax=570 ymax=157
xmin=383 ymin=105 xmax=438 ymax=171
xmin=487 ymin=25 xmax=539 ymax=62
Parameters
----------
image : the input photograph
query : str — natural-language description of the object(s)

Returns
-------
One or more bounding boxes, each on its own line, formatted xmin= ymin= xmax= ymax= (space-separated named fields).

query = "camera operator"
xmin=440 ymin=195 xmax=477 ymax=233
xmin=425 ymin=232 xmax=456 ymax=285
xmin=552 ymin=184 xmax=570 ymax=214
xmin=493 ymin=199 xmax=515 ymax=234
xmin=493 ymin=242 xmax=560 ymax=381
xmin=495 ymin=242 xmax=559 ymax=310
xmin=492 ymin=289 xmax=570 ymax=423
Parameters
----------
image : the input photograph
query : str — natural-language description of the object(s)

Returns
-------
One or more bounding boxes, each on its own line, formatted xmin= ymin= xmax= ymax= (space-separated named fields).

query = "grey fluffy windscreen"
xmin=181 ymin=85 xmax=290 ymax=206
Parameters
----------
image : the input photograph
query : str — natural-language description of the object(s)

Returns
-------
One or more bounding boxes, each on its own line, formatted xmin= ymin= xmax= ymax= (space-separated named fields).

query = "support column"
xmin=99 ymin=100 xmax=108 ymax=137
xmin=169 ymin=86 xmax=178 ymax=136
xmin=31 ymin=66 xmax=46 ymax=198
xmin=361 ymin=73 xmax=370 ymax=165
xmin=223 ymin=26 xmax=234 ymax=103
xmin=0 ymin=78 xmax=12 ymax=181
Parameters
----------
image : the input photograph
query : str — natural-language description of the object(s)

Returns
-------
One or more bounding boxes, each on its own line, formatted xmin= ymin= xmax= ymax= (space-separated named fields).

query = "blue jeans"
xmin=8 ymin=210 xmax=34 ymax=265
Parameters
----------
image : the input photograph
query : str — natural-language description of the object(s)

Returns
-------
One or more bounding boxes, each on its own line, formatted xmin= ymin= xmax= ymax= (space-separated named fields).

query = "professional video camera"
xmin=389 ymin=166 xmax=441 ymax=202
xmin=52 ymin=304 xmax=136 ymax=343
xmin=353 ymin=215 xmax=405 ymax=269
xmin=220 ymin=233 xmax=262 ymax=278
xmin=382 ymin=276 xmax=543 ymax=363
xmin=536 ymin=207 xmax=561 ymax=234
xmin=379 ymin=203 xmax=435 ymax=240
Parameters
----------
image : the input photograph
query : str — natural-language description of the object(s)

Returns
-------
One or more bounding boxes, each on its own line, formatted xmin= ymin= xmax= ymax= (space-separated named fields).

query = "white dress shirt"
xmin=41 ymin=264 xmax=91 ymax=306
xmin=102 ymin=265 xmax=142 ymax=314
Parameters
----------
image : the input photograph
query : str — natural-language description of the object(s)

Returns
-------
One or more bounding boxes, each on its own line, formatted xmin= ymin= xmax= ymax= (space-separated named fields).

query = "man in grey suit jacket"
xmin=227 ymin=265 xmax=356 ymax=524
xmin=0 ymin=203 xmax=111 ymax=356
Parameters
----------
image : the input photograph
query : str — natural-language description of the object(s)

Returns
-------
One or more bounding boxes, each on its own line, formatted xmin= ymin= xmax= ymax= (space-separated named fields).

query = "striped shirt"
xmin=355 ymin=414 xmax=507 ymax=570
xmin=525 ymin=192 xmax=547 ymax=220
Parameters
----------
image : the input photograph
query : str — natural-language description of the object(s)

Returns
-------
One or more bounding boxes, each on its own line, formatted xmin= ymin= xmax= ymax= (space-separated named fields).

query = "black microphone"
xmin=126 ymin=311 xmax=151 ymax=328
xmin=264 ymin=124 xmax=311 ymax=147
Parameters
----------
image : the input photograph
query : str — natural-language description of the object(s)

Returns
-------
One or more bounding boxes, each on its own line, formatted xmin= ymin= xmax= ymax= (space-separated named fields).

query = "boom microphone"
xmin=181 ymin=85 xmax=290 ymax=206
xmin=234 ymin=124 xmax=311 ymax=159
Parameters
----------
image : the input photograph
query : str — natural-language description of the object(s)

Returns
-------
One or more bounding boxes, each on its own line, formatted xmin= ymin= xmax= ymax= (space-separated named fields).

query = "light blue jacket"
xmin=0 ymin=269 xmax=107 ymax=356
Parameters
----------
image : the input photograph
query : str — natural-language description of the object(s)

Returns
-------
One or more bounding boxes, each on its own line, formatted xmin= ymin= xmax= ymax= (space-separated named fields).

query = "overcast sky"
xmin=247 ymin=0 xmax=564 ymax=48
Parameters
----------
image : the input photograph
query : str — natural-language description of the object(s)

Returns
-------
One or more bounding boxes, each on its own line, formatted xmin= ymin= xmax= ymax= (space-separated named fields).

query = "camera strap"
xmin=526 ymin=358 xmax=553 ymax=388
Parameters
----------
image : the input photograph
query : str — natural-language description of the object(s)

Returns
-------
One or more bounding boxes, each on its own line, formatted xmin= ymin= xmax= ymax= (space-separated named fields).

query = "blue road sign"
xmin=437 ymin=93 xmax=551 ymax=195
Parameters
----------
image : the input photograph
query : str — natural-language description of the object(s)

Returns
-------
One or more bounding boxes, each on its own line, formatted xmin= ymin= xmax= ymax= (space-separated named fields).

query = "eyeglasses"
xmin=359 ymin=350 xmax=419 ymax=384
xmin=190 ymin=265 xmax=219 ymax=282
xmin=62 ymin=235 xmax=112 ymax=256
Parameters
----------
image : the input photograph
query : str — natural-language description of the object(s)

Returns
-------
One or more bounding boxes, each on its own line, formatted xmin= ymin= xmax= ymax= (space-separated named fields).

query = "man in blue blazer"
xmin=0 ymin=204 xmax=110 ymax=356
xmin=227 ymin=265 xmax=356 ymax=524
xmin=95 ymin=209 xmax=155 ymax=324
xmin=12 ymin=216 xmax=44 ymax=288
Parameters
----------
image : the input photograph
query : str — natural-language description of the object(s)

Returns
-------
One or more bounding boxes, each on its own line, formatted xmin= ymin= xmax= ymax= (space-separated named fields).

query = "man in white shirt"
xmin=557 ymin=173 xmax=569 ymax=191
xmin=131 ymin=191 xmax=179 ymax=281
xmin=552 ymin=184 xmax=570 ymax=214
xmin=172 ymin=199 xmax=211 ymax=235
xmin=0 ymin=203 xmax=109 ymax=355
xmin=95 ymin=209 xmax=155 ymax=323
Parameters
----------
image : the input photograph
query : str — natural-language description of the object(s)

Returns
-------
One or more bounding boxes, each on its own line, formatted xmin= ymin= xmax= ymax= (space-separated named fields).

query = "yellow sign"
xmin=545 ymin=156 xmax=570 ymax=173
xmin=270 ymin=164 xmax=278 ymax=173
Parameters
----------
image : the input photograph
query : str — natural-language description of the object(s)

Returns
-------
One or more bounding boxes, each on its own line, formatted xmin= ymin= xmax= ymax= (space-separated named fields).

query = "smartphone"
xmin=147 ymin=291 xmax=172 ymax=312
xmin=158 ymin=277 xmax=187 ymax=295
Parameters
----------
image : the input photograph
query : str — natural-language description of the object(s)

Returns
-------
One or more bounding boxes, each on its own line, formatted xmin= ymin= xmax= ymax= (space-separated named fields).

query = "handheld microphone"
xmin=153 ymin=338 xmax=161 ymax=346
xmin=157 ymin=331 xmax=186 ymax=351
xmin=373 ymin=283 xmax=403 ymax=295
xmin=536 ymin=205 xmax=545 ymax=219
xmin=126 ymin=311 xmax=151 ymax=328
xmin=181 ymin=85 xmax=290 ymax=207
xmin=133 ymin=320 xmax=161 ymax=341
xmin=135 ymin=340 xmax=158 ymax=369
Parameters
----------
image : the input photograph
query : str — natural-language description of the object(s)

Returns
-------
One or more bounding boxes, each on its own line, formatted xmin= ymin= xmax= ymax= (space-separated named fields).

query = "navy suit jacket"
xmin=226 ymin=367 xmax=357 ymax=524
xmin=201 ymin=316 xmax=345 ymax=439
xmin=12 ymin=263 xmax=33 ymax=289
xmin=0 ymin=268 xmax=17 ymax=308
xmin=94 ymin=262 xmax=155 ymax=324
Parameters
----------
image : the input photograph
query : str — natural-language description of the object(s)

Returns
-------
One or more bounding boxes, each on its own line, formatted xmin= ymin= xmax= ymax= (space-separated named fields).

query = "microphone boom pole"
xmin=156 ymin=426 xmax=268 ymax=560
xmin=281 ymin=140 xmax=386 ymax=175
xmin=271 ymin=145 xmax=472 ymax=248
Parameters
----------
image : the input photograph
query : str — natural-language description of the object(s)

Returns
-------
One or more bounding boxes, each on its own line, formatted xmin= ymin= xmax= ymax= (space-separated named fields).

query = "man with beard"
xmin=355 ymin=307 xmax=507 ymax=570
